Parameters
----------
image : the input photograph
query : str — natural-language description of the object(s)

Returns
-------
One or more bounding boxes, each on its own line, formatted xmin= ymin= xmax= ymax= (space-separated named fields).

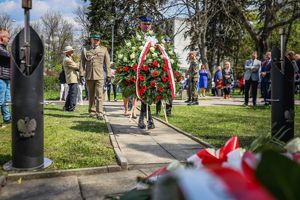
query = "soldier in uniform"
xmin=79 ymin=34 xmax=111 ymax=120
xmin=137 ymin=16 xmax=155 ymax=129
xmin=187 ymin=51 xmax=199 ymax=105
xmin=63 ymin=45 xmax=79 ymax=112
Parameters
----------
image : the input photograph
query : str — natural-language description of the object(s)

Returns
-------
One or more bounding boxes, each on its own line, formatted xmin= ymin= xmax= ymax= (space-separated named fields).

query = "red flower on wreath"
xmin=152 ymin=60 xmax=159 ymax=67
xmin=177 ymin=77 xmax=182 ymax=82
xmin=150 ymin=81 xmax=156 ymax=87
xmin=157 ymin=87 xmax=163 ymax=93
xmin=132 ymin=64 xmax=138 ymax=70
xmin=124 ymin=66 xmax=129 ymax=72
xmin=143 ymin=65 xmax=149 ymax=72
xmin=152 ymin=71 xmax=159 ymax=77
xmin=117 ymin=66 xmax=122 ymax=72
xmin=162 ymin=76 xmax=168 ymax=82
xmin=175 ymin=71 xmax=179 ymax=77
xmin=140 ymin=85 xmax=147 ymax=94
xmin=156 ymin=95 xmax=162 ymax=101
xmin=130 ymin=77 xmax=136 ymax=82
xmin=139 ymin=75 xmax=145 ymax=81
xmin=163 ymin=65 xmax=168 ymax=71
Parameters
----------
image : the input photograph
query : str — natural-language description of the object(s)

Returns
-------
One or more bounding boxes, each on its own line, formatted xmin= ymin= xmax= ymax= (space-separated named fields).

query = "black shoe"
xmin=184 ymin=99 xmax=191 ymax=103
xmin=138 ymin=119 xmax=146 ymax=129
xmin=148 ymin=123 xmax=155 ymax=129
xmin=191 ymin=101 xmax=199 ymax=105
xmin=148 ymin=118 xmax=155 ymax=129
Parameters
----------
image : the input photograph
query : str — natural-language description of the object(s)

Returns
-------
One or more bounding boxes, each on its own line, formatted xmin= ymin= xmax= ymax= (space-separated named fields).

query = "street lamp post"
xmin=111 ymin=19 xmax=115 ymax=63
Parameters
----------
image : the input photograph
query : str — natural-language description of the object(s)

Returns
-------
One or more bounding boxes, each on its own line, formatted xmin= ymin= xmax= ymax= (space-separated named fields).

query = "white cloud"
xmin=0 ymin=0 xmax=88 ymax=29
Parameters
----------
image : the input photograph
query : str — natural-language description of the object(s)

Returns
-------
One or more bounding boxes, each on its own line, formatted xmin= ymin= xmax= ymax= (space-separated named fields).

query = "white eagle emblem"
xmin=17 ymin=117 xmax=37 ymax=138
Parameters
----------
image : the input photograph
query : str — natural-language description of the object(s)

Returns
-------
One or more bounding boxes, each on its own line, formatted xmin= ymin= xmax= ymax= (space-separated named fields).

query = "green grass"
xmin=154 ymin=105 xmax=300 ymax=148
xmin=0 ymin=105 xmax=116 ymax=171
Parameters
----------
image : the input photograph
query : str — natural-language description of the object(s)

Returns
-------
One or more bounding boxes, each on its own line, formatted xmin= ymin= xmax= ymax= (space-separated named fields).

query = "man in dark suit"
xmin=244 ymin=51 xmax=261 ymax=106
xmin=260 ymin=52 xmax=272 ymax=105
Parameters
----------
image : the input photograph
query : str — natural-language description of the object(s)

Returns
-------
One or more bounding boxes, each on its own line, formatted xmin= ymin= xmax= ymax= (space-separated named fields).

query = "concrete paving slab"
xmin=79 ymin=170 xmax=144 ymax=200
xmin=0 ymin=176 xmax=81 ymax=200
xmin=123 ymin=149 xmax=174 ymax=164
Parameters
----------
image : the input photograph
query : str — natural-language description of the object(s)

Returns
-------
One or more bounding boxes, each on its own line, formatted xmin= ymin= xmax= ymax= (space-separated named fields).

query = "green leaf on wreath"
xmin=255 ymin=150 xmax=300 ymax=200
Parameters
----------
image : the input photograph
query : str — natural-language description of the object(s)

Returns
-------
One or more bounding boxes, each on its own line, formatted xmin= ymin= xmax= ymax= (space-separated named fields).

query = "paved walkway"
xmin=105 ymin=102 xmax=204 ymax=167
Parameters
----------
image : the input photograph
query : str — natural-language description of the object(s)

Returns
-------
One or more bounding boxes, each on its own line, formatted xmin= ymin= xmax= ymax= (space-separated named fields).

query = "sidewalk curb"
xmin=153 ymin=116 xmax=214 ymax=148
xmin=4 ymin=165 xmax=121 ymax=181
xmin=104 ymin=110 xmax=128 ymax=170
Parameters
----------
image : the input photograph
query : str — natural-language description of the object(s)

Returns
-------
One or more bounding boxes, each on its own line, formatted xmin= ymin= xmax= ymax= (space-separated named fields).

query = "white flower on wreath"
xmin=132 ymin=47 xmax=137 ymax=51
xmin=148 ymin=30 xmax=154 ymax=36
xmin=152 ymin=52 xmax=158 ymax=58
xmin=136 ymin=34 xmax=142 ymax=41
xmin=170 ymin=59 xmax=175 ymax=64
xmin=118 ymin=54 xmax=123 ymax=59
xmin=125 ymin=41 xmax=131 ymax=47
xmin=123 ymin=57 xmax=128 ymax=62
xmin=168 ymin=51 xmax=174 ymax=55
xmin=161 ymin=39 xmax=166 ymax=44
xmin=139 ymin=46 xmax=144 ymax=51
xmin=150 ymin=46 xmax=155 ymax=53
xmin=130 ymin=53 xmax=135 ymax=59
xmin=160 ymin=55 xmax=164 ymax=59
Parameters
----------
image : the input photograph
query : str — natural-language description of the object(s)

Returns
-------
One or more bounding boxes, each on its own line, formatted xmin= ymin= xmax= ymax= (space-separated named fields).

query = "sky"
xmin=0 ymin=0 xmax=89 ymax=30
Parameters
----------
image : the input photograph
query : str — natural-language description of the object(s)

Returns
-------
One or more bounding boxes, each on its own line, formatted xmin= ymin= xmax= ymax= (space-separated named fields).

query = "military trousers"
xmin=86 ymin=80 xmax=104 ymax=116
xmin=188 ymin=78 xmax=198 ymax=101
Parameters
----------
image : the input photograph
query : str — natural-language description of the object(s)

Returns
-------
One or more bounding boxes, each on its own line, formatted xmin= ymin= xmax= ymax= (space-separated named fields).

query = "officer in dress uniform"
xmin=79 ymin=34 xmax=111 ymax=120
xmin=137 ymin=16 xmax=155 ymax=129
xmin=187 ymin=51 xmax=199 ymax=105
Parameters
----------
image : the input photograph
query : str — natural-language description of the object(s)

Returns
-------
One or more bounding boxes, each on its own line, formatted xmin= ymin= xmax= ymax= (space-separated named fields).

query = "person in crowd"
xmin=107 ymin=64 xmax=117 ymax=102
xmin=59 ymin=68 xmax=69 ymax=101
xmin=187 ymin=51 xmax=199 ymax=105
xmin=222 ymin=61 xmax=234 ymax=99
xmin=239 ymin=73 xmax=245 ymax=95
xmin=184 ymin=70 xmax=190 ymax=102
xmin=198 ymin=64 xmax=209 ymax=97
xmin=244 ymin=51 xmax=261 ymax=106
xmin=260 ymin=52 xmax=272 ymax=105
xmin=0 ymin=28 xmax=11 ymax=127
xmin=213 ymin=66 xmax=222 ymax=96
xmin=77 ymin=71 xmax=84 ymax=105
xmin=79 ymin=34 xmax=111 ymax=120
xmin=63 ymin=46 xmax=79 ymax=111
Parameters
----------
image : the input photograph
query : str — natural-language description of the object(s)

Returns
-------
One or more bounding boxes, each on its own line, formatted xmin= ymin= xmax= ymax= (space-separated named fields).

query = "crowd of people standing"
xmin=183 ymin=50 xmax=300 ymax=106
